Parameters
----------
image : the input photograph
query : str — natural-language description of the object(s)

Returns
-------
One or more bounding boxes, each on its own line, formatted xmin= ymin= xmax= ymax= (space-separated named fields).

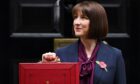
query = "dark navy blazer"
xmin=55 ymin=41 xmax=126 ymax=84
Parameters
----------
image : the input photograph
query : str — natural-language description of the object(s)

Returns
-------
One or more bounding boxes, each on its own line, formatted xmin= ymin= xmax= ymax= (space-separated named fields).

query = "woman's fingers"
xmin=41 ymin=52 xmax=60 ymax=63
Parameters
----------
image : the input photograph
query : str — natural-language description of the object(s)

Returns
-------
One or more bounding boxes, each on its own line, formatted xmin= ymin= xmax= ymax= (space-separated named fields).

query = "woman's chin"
xmin=75 ymin=34 xmax=83 ymax=37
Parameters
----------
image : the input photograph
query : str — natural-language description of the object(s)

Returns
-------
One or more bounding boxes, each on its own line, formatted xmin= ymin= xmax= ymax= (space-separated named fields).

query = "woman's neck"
xmin=80 ymin=38 xmax=97 ymax=50
xmin=80 ymin=38 xmax=97 ymax=58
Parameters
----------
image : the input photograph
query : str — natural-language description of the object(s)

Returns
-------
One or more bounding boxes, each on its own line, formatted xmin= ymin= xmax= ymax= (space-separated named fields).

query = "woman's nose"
xmin=74 ymin=17 xmax=81 ymax=25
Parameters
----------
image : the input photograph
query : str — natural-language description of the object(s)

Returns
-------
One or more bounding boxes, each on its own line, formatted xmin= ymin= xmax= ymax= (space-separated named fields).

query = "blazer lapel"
xmin=94 ymin=42 xmax=111 ymax=84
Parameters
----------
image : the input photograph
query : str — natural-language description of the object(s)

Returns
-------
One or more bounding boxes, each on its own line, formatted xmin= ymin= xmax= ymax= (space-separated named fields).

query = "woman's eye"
xmin=81 ymin=16 xmax=88 ymax=19
xmin=73 ymin=16 xmax=77 ymax=19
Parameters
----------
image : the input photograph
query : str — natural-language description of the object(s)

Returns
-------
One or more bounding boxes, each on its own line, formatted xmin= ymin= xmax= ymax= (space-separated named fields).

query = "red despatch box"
xmin=19 ymin=62 xmax=79 ymax=84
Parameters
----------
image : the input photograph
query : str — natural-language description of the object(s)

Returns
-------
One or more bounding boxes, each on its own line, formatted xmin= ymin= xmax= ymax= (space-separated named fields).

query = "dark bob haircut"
xmin=72 ymin=1 xmax=108 ymax=40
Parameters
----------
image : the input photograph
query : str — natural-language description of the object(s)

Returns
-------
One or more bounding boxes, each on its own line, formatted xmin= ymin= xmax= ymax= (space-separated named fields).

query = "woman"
xmin=42 ymin=1 xmax=126 ymax=84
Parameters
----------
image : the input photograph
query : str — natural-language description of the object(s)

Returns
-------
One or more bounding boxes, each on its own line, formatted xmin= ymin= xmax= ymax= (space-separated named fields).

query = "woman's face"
xmin=73 ymin=11 xmax=90 ymax=38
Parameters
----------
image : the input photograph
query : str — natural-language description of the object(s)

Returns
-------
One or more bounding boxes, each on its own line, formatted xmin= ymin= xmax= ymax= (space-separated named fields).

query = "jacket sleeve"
xmin=114 ymin=50 xmax=126 ymax=84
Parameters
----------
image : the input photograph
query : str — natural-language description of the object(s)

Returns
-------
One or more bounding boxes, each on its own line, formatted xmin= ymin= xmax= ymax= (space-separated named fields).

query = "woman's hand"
xmin=39 ymin=52 xmax=60 ymax=63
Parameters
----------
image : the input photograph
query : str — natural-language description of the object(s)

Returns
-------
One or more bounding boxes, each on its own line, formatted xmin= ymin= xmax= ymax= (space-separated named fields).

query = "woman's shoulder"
xmin=100 ymin=41 xmax=124 ymax=62
xmin=101 ymin=41 xmax=122 ymax=56
xmin=55 ymin=41 xmax=78 ymax=52
xmin=54 ymin=41 xmax=78 ymax=61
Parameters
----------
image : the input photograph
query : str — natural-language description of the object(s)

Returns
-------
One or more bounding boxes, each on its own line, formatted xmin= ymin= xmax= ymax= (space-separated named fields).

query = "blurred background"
xmin=0 ymin=0 xmax=140 ymax=84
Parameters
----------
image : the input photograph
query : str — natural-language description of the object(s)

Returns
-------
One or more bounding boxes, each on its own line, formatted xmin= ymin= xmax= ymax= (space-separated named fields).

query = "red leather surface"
xmin=19 ymin=63 xmax=79 ymax=84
